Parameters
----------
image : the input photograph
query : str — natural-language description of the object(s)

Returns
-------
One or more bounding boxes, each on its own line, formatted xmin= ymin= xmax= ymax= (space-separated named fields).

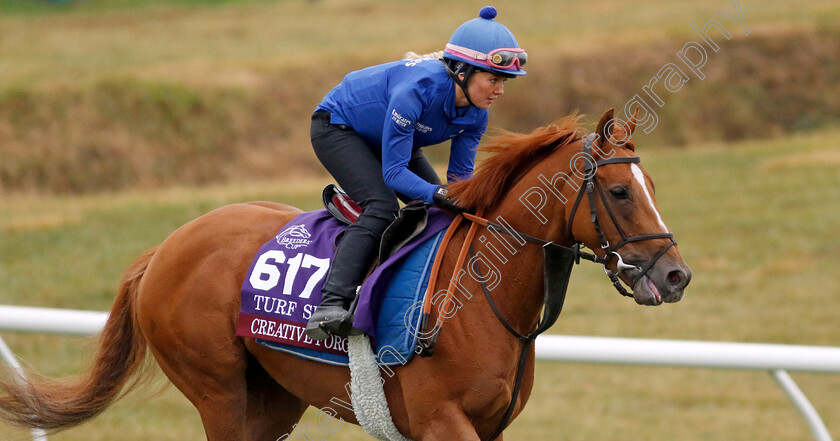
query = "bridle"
xmin=564 ymin=133 xmax=676 ymax=297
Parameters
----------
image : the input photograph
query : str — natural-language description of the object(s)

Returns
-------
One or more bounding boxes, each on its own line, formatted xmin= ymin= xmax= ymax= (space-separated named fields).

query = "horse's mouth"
xmin=632 ymin=275 xmax=686 ymax=306
xmin=632 ymin=275 xmax=660 ymax=306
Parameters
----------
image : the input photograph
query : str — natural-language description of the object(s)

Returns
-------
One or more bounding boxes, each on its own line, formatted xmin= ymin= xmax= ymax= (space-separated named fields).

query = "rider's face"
xmin=465 ymin=71 xmax=508 ymax=109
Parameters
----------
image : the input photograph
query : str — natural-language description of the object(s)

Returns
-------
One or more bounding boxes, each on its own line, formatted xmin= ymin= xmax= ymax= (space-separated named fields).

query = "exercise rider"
xmin=305 ymin=6 xmax=527 ymax=340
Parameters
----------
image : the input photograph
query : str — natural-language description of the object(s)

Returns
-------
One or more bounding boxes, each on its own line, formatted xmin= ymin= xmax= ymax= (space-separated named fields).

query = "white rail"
xmin=0 ymin=305 xmax=837 ymax=440
xmin=0 ymin=306 xmax=108 ymax=335
xmin=0 ymin=335 xmax=48 ymax=441
xmin=534 ymin=335 xmax=840 ymax=373
xmin=535 ymin=335 xmax=838 ymax=441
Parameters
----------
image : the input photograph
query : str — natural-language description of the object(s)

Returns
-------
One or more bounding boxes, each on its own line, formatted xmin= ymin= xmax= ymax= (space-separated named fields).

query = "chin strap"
xmin=444 ymin=61 xmax=477 ymax=107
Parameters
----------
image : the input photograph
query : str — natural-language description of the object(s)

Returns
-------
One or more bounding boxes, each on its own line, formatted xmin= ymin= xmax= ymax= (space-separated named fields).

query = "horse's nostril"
xmin=667 ymin=269 xmax=685 ymax=288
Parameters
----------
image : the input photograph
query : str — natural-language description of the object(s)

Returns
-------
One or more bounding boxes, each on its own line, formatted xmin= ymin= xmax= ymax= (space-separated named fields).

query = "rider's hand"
xmin=432 ymin=186 xmax=466 ymax=213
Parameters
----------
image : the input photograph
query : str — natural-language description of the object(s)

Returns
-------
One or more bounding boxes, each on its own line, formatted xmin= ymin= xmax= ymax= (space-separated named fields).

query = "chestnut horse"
xmin=0 ymin=109 xmax=691 ymax=440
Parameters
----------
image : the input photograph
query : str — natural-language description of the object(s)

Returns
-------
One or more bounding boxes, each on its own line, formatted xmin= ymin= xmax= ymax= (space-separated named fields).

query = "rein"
xmin=414 ymin=133 xmax=677 ymax=440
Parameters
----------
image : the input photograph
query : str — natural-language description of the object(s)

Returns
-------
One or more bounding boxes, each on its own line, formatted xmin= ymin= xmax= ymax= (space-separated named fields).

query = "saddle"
xmin=322 ymin=183 xmax=362 ymax=225
xmin=322 ymin=184 xmax=430 ymax=261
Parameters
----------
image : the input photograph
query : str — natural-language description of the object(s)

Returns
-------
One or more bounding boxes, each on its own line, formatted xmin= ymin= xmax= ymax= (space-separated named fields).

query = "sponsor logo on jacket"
xmin=392 ymin=109 xmax=434 ymax=134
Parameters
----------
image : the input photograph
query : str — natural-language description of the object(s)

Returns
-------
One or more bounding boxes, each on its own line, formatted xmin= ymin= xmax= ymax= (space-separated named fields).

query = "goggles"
xmin=445 ymin=44 xmax=527 ymax=70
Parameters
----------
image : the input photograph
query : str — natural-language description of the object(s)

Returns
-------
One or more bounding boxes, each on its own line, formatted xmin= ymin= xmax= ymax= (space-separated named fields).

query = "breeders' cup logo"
xmin=275 ymin=224 xmax=312 ymax=249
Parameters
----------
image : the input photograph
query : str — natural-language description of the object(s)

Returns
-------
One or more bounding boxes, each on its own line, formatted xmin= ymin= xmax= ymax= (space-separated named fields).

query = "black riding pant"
xmin=310 ymin=111 xmax=441 ymax=299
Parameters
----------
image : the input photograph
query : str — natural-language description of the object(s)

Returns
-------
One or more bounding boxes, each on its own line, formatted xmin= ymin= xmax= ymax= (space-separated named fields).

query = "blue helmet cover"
xmin=444 ymin=6 xmax=526 ymax=76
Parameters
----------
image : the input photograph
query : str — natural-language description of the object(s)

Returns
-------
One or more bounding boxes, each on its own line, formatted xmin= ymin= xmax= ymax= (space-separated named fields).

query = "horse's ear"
xmin=595 ymin=108 xmax=614 ymax=146
xmin=626 ymin=106 xmax=639 ymax=137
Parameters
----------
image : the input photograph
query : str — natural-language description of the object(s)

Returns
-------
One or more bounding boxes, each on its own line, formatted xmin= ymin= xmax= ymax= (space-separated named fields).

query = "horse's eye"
xmin=609 ymin=186 xmax=630 ymax=200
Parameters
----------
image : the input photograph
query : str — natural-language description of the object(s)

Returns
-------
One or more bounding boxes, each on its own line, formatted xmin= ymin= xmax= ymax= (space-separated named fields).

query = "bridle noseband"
xmin=565 ymin=133 xmax=676 ymax=297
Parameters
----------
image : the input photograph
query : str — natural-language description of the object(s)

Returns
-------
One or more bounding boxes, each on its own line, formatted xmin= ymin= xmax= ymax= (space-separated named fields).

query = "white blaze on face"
xmin=631 ymin=164 xmax=669 ymax=232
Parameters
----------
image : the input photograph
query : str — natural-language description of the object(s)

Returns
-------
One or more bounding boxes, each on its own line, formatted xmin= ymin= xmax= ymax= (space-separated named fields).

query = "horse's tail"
xmin=0 ymin=247 xmax=158 ymax=431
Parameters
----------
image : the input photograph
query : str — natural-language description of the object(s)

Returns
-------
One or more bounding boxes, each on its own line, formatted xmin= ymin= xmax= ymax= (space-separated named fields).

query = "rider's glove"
xmin=432 ymin=186 xmax=467 ymax=213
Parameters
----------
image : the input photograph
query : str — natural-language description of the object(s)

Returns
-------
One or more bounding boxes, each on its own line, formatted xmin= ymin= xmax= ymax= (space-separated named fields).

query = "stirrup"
xmin=304 ymin=293 xmax=362 ymax=340
xmin=305 ymin=314 xmax=363 ymax=339
xmin=305 ymin=309 xmax=353 ymax=339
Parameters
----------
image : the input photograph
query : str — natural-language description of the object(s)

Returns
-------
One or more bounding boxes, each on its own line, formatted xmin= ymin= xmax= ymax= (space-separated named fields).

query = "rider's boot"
xmin=304 ymin=288 xmax=356 ymax=340
xmin=305 ymin=222 xmax=380 ymax=340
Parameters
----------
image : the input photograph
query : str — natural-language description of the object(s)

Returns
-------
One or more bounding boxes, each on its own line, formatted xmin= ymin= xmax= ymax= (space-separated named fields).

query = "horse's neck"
xmin=464 ymin=149 xmax=578 ymax=336
xmin=500 ymin=142 xmax=579 ymax=244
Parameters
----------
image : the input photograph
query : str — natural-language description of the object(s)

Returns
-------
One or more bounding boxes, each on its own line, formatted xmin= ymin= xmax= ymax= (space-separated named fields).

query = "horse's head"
xmin=567 ymin=108 xmax=692 ymax=305
xmin=448 ymin=110 xmax=691 ymax=305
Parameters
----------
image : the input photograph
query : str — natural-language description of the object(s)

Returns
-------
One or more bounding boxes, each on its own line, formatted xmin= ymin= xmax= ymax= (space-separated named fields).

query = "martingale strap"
xmin=469 ymin=242 xmax=574 ymax=341
xmin=411 ymin=206 xmax=580 ymax=440
xmin=469 ymin=241 xmax=574 ymax=441
xmin=416 ymin=210 xmax=604 ymax=357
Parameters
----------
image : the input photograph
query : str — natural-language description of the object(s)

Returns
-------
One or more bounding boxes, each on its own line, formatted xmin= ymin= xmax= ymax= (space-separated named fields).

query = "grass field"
xmin=2 ymin=0 xmax=837 ymax=87
xmin=1 ymin=0 xmax=839 ymax=439
xmin=1 ymin=126 xmax=839 ymax=440
xmin=2 ymin=0 xmax=840 ymax=193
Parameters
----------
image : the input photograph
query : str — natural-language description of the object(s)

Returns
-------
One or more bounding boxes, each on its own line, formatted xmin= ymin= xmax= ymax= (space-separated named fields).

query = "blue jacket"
xmin=316 ymin=58 xmax=488 ymax=203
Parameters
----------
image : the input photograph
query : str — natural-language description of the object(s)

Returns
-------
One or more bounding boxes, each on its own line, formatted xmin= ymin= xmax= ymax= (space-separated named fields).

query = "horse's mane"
xmin=448 ymin=115 xmax=584 ymax=214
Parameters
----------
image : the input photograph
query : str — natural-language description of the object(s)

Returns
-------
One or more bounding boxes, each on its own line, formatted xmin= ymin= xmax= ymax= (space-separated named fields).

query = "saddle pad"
xmin=236 ymin=210 xmax=347 ymax=354
xmin=255 ymin=229 xmax=444 ymax=366
xmin=236 ymin=208 xmax=452 ymax=366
